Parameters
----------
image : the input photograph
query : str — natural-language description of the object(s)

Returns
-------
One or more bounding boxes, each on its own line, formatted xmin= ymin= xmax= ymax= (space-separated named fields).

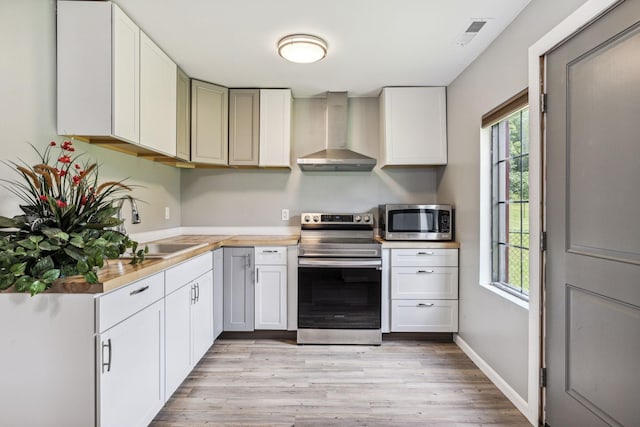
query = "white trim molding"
xmin=454 ymin=334 xmax=529 ymax=416
xmin=527 ymin=0 xmax=619 ymax=425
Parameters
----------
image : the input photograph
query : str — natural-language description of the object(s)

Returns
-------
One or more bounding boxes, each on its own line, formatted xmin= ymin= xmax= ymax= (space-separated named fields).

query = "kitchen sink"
xmin=121 ymin=242 xmax=208 ymax=259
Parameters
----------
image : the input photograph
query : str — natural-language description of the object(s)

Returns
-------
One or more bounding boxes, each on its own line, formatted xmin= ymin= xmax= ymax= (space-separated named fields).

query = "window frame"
xmin=480 ymin=89 xmax=530 ymax=305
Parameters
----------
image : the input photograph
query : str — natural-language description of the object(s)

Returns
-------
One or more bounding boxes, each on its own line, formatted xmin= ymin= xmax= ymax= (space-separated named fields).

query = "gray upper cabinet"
xmin=223 ymin=247 xmax=255 ymax=331
xmin=175 ymin=68 xmax=190 ymax=161
xmin=191 ymin=79 xmax=229 ymax=164
xmin=229 ymin=89 xmax=260 ymax=166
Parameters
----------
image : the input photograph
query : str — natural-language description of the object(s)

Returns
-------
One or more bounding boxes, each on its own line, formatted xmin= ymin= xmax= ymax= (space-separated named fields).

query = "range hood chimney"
xmin=297 ymin=92 xmax=377 ymax=171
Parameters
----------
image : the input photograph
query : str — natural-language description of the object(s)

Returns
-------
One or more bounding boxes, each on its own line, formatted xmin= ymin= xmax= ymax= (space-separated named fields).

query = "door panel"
xmin=545 ymin=1 xmax=640 ymax=426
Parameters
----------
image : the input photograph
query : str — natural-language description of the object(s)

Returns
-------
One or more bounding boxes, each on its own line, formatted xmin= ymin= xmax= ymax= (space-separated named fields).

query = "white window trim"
xmin=479 ymin=127 xmax=529 ymax=310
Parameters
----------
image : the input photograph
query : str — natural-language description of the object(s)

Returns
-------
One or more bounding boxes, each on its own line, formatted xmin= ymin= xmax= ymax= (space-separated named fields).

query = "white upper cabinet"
xmin=57 ymin=1 xmax=181 ymax=158
xmin=191 ymin=80 xmax=229 ymax=165
xmin=379 ymin=87 xmax=447 ymax=166
xmin=259 ymin=89 xmax=292 ymax=167
xmin=140 ymin=32 xmax=177 ymax=156
xmin=58 ymin=2 xmax=140 ymax=142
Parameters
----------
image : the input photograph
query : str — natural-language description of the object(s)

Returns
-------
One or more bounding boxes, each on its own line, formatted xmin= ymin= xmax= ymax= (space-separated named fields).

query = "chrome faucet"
xmin=115 ymin=195 xmax=141 ymax=234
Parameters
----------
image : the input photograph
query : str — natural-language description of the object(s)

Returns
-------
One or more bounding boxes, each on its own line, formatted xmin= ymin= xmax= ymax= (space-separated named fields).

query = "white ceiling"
xmin=116 ymin=0 xmax=531 ymax=97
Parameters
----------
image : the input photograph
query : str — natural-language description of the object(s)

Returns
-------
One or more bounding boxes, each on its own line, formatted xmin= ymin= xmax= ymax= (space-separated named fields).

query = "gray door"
xmin=223 ymin=247 xmax=255 ymax=331
xmin=545 ymin=1 xmax=640 ymax=426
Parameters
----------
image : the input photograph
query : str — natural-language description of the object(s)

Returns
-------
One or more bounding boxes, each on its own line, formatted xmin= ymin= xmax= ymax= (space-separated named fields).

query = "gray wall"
xmin=439 ymin=0 xmax=588 ymax=400
xmin=181 ymin=97 xmax=439 ymax=226
xmin=0 ymin=0 xmax=182 ymax=233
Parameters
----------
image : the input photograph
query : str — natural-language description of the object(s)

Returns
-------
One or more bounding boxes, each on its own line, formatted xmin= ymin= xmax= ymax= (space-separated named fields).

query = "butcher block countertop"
xmin=16 ymin=234 xmax=300 ymax=295
xmin=376 ymin=238 xmax=460 ymax=249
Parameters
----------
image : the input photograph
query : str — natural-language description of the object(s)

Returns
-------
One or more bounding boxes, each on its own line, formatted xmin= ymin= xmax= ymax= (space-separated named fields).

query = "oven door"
xmin=298 ymin=258 xmax=382 ymax=330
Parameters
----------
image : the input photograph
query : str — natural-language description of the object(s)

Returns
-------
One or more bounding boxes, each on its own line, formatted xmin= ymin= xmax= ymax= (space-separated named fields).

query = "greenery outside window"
xmin=491 ymin=107 xmax=529 ymax=299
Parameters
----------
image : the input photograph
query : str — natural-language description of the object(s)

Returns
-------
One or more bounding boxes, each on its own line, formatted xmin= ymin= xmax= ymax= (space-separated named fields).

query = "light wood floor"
xmin=151 ymin=338 xmax=530 ymax=427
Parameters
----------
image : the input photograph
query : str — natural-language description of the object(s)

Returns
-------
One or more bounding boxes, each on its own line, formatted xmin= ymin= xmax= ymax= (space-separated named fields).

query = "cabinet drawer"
xmin=391 ymin=248 xmax=458 ymax=267
xmin=254 ymin=246 xmax=287 ymax=265
xmin=165 ymin=252 xmax=213 ymax=295
xmin=97 ymin=272 xmax=164 ymax=333
xmin=391 ymin=299 xmax=458 ymax=332
xmin=391 ymin=267 xmax=458 ymax=299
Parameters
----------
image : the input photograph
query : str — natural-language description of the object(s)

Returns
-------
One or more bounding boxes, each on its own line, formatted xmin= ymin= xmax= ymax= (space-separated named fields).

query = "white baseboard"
xmin=454 ymin=334 xmax=532 ymax=425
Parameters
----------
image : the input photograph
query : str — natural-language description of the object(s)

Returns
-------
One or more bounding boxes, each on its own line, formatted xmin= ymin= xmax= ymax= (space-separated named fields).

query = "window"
xmin=491 ymin=107 xmax=529 ymax=299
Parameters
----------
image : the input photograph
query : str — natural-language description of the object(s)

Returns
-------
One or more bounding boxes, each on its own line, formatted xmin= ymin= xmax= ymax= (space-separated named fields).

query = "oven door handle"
xmin=298 ymin=258 xmax=382 ymax=269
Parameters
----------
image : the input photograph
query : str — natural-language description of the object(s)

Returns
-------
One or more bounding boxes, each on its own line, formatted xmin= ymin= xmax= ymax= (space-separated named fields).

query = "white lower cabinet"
xmin=98 ymin=298 xmax=165 ymax=427
xmin=213 ymin=248 xmax=224 ymax=339
xmin=391 ymin=299 xmax=458 ymax=332
xmin=254 ymin=247 xmax=287 ymax=330
xmin=165 ymin=253 xmax=214 ymax=398
xmin=390 ymin=248 xmax=459 ymax=332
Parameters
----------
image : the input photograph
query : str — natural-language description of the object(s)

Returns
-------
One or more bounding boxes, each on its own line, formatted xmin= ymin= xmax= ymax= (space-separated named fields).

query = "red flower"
xmin=59 ymin=170 xmax=67 ymax=177
xmin=58 ymin=155 xmax=71 ymax=164
xmin=72 ymin=175 xmax=81 ymax=185
xmin=39 ymin=195 xmax=48 ymax=201
xmin=80 ymin=195 xmax=88 ymax=205
xmin=49 ymin=141 xmax=56 ymax=147
xmin=61 ymin=140 xmax=72 ymax=149
xmin=74 ymin=164 xmax=81 ymax=169
xmin=56 ymin=200 xmax=67 ymax=208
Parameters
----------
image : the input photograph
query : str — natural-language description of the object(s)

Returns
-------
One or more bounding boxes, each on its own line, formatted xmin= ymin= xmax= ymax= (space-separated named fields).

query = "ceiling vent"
xmin=456 ymin=19 xmax=488 ymax=46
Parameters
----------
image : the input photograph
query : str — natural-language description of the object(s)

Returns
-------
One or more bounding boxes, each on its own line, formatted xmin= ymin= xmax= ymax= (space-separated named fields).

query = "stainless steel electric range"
xmin=297 ymin=212 xmax=382 ymax=345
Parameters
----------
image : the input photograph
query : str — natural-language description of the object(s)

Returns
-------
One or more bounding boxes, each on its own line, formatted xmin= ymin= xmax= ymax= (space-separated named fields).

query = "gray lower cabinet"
xmin=223 ymin=247 xmax=255 ymax=331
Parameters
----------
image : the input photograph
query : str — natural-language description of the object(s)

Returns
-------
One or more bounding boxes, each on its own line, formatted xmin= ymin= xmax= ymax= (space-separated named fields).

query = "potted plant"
xmin=0 ymin=140 xmax=145 ymax=295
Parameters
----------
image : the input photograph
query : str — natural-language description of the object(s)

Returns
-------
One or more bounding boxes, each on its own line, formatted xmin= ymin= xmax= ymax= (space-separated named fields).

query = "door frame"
xmin=527 ymin=0 xmax=620 ymax=424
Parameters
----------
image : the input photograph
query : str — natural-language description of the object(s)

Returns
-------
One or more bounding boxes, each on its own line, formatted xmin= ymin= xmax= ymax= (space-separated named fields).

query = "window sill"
xmin=479 ymin=282 xmax=529 ymax=310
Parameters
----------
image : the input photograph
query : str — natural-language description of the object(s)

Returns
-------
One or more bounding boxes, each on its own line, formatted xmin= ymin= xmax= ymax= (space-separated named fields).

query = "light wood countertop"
xmin=4 ymin=234 xmax=299 ymax=295
xmin=376 ymin=238 xmax=460 ymax=249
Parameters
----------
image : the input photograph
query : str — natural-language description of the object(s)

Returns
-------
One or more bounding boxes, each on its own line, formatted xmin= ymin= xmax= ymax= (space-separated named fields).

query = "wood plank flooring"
xmin=151 ymin=338 xmax=530 ymax=426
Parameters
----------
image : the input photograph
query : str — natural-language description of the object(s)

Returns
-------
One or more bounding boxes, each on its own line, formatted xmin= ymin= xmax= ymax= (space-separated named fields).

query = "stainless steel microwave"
xmin=379 ymin=204 xmax=453 ymax=241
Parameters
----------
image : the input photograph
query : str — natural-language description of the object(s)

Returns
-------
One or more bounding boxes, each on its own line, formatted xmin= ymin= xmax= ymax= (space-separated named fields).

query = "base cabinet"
xmin=98 ymin=299 xmax=165 ymax=427
xmin=213 ymin=248 xmax=224 ymax=339
xmin=223 ymin=247 xmax=255 ymax=331
xmin=165 ymin=253 xmax=214 ymax=398
xmin=390 ymin=248 xmax=459 ymax=332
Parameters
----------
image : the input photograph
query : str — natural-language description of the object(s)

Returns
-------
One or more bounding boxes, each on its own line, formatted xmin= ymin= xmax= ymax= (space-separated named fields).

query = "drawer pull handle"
xmin=417 ymin=303 xmax=434 ymax=308
xmin=129 ymin=285 xmax=149 ymax=296
xmin=102 ymin=338 xmax=112 ymax=373
xmin=417 ymin=251 xmax=434 ymax=255
xmin=262 ymin=250 xmax=278 ymax=253
xmin=417 ymin=270 xmax=434 ymax=274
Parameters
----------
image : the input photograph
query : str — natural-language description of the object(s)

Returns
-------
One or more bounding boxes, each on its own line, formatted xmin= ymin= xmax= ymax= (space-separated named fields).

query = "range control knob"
xmin=363 ymin=215 xmax=371 ymax=223
xmin=355 ymin=215 xmax=362 ymax=222
xmin=303 ymin=215 xmax=311 ymax=223
xmin=313 ymin=215 xmax=320 ymax=223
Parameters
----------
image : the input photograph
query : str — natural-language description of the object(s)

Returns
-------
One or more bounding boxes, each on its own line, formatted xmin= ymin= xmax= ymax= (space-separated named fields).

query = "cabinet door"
xmin=176 ymin=68 xmax=191 ymax=161
xmin=213 ymin=248 xmax=224 ymax=340
xmin=380 ymin=87 xmax=447 ymax=165
xmin=112 ymin=3 xmax=140 ymax=143
xmin=191 ymin=80 xmax=229 ymax=164
xmin=140 ymin=32 xmax=177 ymax=156
xmin=223 ymin=247 xmax=254 ymax=331
xmin=98 ymin=299 xmax=164 ymax=427
xmin=259 ymin=89 xmax=292 ymax=167
xmin=164 ymin=283 xmax=192 ymax=399
xmin=229 ymin=89 xmax=260 ymax=166
xmin=255 ymin=265 xmax=287 ymax=330
xmin=191 ymin=271 xmax=214 ymax=362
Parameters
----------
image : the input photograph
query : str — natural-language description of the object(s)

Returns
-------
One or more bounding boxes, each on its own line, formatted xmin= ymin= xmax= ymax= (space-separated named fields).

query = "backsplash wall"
xmin=180 ymin=97 xmax=440 ymax=226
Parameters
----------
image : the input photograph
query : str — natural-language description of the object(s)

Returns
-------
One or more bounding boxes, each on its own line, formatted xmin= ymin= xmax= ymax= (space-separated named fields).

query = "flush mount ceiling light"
xmin=277 ymin=34 xmax=327 ymax=64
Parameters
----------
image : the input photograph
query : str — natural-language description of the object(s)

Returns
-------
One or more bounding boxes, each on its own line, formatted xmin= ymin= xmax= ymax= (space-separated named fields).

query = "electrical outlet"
xmin=281 ymin=208 xmax=289 ymax=221
xmin=164 ymin=207 xmax=170 ymax=220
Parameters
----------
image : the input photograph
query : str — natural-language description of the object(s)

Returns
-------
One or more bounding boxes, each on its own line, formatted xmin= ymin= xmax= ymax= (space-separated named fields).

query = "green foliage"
xmin=0 ymin=141 xmax=145 ymax=295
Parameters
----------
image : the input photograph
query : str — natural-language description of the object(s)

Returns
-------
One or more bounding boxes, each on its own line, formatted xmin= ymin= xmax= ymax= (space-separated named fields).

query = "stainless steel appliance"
xmin=297 ymin=212 xmax=382 ymax=345
xmin=379 ymin=204 xmax=453 ymax=241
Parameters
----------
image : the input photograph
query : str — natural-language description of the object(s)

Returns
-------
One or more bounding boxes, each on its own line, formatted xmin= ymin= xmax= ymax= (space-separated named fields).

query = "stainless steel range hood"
xmin=297 ymin=92 xmax=377 ymax=171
